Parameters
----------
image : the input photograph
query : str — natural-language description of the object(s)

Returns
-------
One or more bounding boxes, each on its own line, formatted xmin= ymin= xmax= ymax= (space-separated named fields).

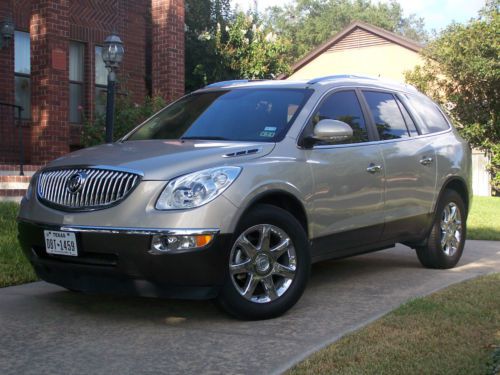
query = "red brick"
xmin=0 ymin=0 xmax=184 ymax=165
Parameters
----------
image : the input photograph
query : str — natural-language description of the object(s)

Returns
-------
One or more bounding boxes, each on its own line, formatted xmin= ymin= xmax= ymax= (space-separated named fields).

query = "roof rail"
xmin=307 ymin=74 xmax=378 ymax=84
xmin=204 ymin=79 xmax=270 ymax=88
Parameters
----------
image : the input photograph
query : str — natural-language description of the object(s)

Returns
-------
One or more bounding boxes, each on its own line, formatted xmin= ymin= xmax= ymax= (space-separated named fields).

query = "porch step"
xmin=0 ymin=174 xmax=36 ymax=203
xmin=0 ymin=164 xmax=42 ymax=177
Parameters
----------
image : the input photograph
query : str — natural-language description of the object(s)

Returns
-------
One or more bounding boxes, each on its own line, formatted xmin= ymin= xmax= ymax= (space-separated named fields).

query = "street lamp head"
xmin=0 ymin=17 xmax=15 ymax=49
xmin=102 ymin=32 xmax=124 ymax=70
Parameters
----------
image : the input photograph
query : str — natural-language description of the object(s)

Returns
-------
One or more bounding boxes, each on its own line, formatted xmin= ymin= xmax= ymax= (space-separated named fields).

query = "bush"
xmin=81 ymin=96 xmax=166 ymax=147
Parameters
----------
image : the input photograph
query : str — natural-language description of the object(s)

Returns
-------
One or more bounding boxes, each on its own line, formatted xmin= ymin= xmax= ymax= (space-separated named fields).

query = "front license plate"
xmin=44 ymin=230 xmax=78 ymax=257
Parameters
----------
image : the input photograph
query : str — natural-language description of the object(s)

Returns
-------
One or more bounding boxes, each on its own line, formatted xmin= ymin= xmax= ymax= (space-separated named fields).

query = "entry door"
xmin=305 ymin=90 xmax=385 ymax=256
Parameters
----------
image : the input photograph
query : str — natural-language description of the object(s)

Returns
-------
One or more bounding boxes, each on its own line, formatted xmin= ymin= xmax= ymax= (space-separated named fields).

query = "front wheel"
xmin=416 ymin=189 xmax=467 ymax=269
xmin=217 ymin=204 xmax=310 ymax=320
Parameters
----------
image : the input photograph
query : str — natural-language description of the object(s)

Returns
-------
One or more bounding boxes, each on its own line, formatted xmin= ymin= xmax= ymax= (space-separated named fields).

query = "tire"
xmin=416 ymin=189 xmax=467 ymax=269
xmin=217 ymin=204 xmax=310 ymax=320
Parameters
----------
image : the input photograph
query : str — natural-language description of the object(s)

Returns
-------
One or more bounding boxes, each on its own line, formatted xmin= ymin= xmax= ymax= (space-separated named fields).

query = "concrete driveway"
xmin=1 ymin=240 xmax=499 ymax=375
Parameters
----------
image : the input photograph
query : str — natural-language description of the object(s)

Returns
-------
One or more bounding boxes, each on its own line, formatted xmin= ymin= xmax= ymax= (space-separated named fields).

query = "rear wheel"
xmin=217 ymin=204 xmax=310 ymax=320
xmin=416 ymin=189 xmax=466 ymax=269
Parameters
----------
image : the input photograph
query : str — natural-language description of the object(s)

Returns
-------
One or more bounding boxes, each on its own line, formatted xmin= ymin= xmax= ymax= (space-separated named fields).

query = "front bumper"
xmin=18 ymin=220 xmax=233 ymax=300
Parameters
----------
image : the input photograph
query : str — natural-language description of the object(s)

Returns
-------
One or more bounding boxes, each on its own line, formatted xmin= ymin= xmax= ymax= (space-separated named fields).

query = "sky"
xmin=231 ymin=0 xmax=486 ymax=32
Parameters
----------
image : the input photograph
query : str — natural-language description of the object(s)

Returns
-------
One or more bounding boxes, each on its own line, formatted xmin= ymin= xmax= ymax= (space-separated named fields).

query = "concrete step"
xmin=0 ymin=174 xmax=35 ymax=203
xmin=0 ymin=164 xmax=42 ymax=177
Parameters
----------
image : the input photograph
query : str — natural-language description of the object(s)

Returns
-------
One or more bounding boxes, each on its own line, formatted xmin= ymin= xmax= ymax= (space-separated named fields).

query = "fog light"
xmin=150 ymin=234 xmax=214 ymax=254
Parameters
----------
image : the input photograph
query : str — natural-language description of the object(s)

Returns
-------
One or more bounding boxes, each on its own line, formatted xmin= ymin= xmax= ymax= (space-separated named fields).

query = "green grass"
xmin=467 ymin=196 xmax=500 ymax=241
xmin=288 ymin=273 xmax=500 ymax=375
xmin=0 ymin=202 xmax=37 ymax=287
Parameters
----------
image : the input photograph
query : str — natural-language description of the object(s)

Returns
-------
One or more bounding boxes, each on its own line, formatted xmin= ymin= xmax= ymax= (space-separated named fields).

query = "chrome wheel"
xmin=229 ymin=224 xmax=297 ymax=304
xmin=440 ymin=202 xmax=462 ymax=256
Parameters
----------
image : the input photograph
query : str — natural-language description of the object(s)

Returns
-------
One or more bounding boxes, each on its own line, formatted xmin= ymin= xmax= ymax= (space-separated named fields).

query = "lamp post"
xmin=102 ymin=32 xmax=124 ymax=143
xmin=0 ymin=17 xmax=15 ymax=49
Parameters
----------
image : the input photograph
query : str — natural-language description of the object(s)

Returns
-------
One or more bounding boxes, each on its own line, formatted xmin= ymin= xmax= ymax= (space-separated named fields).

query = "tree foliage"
xmin=263 ymin=0 xmax=428 ymax=60
xmin=185 ymin=2 xmax=292 ymax=90
xmin=185 ymin=0 xmax=232 ymax=92
xmin=405 ymin=1 xmax=500 ymax=193
xmin=211 ymin=13 xmax=292 ymax=79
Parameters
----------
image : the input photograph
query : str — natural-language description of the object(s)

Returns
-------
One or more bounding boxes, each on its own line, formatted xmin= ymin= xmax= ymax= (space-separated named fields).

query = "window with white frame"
xmin=69 ymin=41 xmax=85 ymax=123
xmin=95 ymin=46 xmax=108 ymax=117
xmin=14 ymin=31 xmax=30 ymax=119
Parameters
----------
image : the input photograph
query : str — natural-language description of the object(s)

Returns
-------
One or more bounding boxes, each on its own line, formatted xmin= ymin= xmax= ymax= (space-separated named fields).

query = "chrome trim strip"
xmin=58 ymin=225 xmax=220 ymax=236
xmin=40 ymin=164 xmax=145 ymax=177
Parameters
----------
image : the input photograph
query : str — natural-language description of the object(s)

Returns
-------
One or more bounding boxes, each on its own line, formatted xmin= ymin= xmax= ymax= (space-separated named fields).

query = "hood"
xmin=46 ymin=140 xmax=275 ymax=180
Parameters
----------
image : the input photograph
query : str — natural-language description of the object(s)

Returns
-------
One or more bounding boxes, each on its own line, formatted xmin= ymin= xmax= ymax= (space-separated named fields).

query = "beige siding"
xmin=329 ymin=28 xmax=390 ymax=51
xmin=289 ymin=44 xmax=424 ymax=83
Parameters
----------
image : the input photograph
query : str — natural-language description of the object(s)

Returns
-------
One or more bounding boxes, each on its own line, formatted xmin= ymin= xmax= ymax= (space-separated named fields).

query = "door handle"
xmin=366 ymin=163 xmax=382 ymax=174
xmin=420 ymin=156 xmax=434 ymax=166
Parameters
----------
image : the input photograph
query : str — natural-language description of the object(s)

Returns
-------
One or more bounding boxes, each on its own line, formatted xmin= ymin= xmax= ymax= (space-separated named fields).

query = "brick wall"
xmin=0 ymin=0 xmax=185 ymax=165
xmin=151 ymin=0 xmax=185 ymax=102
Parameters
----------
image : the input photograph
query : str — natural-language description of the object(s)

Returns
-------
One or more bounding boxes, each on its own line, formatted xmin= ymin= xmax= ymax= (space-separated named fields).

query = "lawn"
xmin=0 ymin=202 xmax=37 ymax=287
xmin=288 ymin=273 xmax=500 ymax=375
xmin=467 ymin=196 xmax=500 ymax=241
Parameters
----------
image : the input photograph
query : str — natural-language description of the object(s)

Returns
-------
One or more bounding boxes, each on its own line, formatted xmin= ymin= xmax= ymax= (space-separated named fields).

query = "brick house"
xmin=0 ymin=0 xmax=185 ymax=169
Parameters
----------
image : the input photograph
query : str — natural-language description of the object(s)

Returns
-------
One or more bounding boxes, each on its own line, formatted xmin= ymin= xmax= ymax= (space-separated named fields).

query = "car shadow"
xmin=35 ymin=246 xmax=448 ymax=323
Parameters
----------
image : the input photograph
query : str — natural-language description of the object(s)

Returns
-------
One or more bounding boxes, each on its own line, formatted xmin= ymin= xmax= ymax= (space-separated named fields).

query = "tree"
xmin=264 ymin=0 xmax=428 ymax=60
xmin=212 ymin=13 xmax=292 ymax=79
xmin=184 ymin=0 xmax=232 ymax=92
xmin=405 ymin=1 xmax=500 ymax=193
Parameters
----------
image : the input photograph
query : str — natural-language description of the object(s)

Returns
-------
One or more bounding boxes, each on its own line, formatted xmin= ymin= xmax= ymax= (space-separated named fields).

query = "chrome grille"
xmin=37 ymin=167 xmax=142 ymax=210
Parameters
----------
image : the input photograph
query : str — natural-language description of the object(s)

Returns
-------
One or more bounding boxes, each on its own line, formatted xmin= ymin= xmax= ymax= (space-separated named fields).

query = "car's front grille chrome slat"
xmin=37 ymin=167 xmax=142 ymax=211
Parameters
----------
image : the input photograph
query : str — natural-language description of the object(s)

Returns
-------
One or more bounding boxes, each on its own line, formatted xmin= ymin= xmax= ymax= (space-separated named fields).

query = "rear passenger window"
xmin=396 ymin=97 xmax=419 ymax=136
xmin=363 ymin=91 xmax=409 ymax=140
xmin=405 ymin=94 xmax=450 ymax=134
xmin=312 ymin=90 xmax=368 ymax=144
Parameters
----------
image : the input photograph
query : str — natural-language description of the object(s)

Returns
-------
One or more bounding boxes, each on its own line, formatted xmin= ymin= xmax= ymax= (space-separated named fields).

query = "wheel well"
xmin=443 ymin=178 xmax=470 ymax=214
xmin=246 ymin=192 xmax=308 ymax=236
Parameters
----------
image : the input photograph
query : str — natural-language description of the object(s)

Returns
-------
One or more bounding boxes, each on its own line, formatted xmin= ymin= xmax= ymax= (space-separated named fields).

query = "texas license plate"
xmin=44 ymin=230 xmax=78 ymax=257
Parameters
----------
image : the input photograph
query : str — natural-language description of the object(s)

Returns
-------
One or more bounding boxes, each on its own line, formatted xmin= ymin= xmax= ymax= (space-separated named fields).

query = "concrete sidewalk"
xmin=0 ymin=240 xmax=499 ymax=375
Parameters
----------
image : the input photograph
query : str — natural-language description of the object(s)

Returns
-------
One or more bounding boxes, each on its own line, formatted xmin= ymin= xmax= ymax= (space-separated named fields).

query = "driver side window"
xmin=312 ymin=90 xmax=369 ymax=144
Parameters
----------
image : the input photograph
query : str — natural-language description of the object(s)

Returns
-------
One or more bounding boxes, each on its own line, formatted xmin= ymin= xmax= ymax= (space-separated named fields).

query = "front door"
xmin=305 ymin=90 xmax=385 ymax=258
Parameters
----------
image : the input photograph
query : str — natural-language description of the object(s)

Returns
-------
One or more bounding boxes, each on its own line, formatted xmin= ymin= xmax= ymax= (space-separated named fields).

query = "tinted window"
xmin=312 ymin=90 xmax=368 ymax=144
xmin=127 ymin=89 xmax=312 ymax=142
xmin=405 ymin=94 xmax=450 ymax=134
xmin=363 ymin=91 xmax=409 ymax=140
xmin=396 ymin=97 xmax=419 ymax=136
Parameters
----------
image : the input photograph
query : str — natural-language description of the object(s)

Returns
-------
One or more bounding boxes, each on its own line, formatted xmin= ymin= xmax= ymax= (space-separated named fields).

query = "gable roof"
xmin=285 ymin=20 xmax=423 ymax=77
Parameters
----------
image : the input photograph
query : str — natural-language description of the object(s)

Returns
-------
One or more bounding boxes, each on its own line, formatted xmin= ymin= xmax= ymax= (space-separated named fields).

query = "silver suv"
xmin=18 ymin=75 xmax=472 ymax=319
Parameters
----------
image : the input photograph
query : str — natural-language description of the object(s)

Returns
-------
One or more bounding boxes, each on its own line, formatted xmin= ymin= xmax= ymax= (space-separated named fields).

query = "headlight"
xmin=156 ymin=166 xmax=241 ymax=210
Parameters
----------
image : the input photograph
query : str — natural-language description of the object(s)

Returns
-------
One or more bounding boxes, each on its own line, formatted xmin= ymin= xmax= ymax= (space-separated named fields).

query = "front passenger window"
xmin=312 ymin=90 xmax=369 ymax=144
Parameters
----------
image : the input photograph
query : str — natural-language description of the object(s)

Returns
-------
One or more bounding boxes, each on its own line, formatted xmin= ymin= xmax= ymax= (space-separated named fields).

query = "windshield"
xmin=125 ymin=88 xmax=313 ymax=142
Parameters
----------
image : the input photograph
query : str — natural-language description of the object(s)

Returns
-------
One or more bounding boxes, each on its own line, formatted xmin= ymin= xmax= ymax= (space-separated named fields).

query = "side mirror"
xmin=313 ymin=119 xmax=353 ymax=143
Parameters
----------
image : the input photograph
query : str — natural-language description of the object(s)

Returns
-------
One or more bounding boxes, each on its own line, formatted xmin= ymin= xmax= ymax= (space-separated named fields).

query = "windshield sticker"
xmin=264 ymin=126 xmax=277 ymax=131
xmin=260 ymin=131 xmax=275 ymax=138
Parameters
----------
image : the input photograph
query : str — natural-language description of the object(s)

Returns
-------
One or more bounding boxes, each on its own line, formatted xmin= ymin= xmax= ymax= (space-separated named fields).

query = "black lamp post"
xmin=102 ymin=32 xmax=124 ymax=143
xmin=0 ymin=17 xmax=15 ymax=49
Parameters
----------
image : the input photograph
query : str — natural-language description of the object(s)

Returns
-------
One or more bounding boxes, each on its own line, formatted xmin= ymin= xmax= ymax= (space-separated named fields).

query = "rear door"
xmin=304 ymin=89 xmax=385 ymax=257
xmin=360 ymin=90 xmax=437 ymax=241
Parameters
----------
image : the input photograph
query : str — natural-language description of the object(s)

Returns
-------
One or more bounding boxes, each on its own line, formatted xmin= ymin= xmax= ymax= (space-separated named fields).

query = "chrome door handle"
xmin=420 ymin=156 xmax=434 ymax=166
xmin=366 ymin=163 xmax=382 ymax=174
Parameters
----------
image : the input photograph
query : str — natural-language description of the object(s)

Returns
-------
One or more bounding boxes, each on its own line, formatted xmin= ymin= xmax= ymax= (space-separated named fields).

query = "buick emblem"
xmin=66 ymin=172 xmax=86 ymax=194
